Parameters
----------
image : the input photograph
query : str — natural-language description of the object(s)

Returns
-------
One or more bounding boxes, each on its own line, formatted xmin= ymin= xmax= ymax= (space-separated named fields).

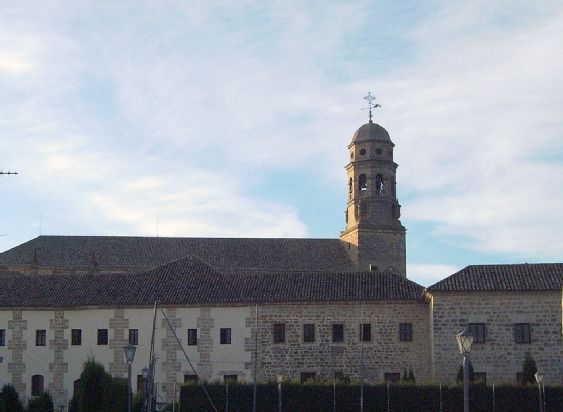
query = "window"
xmin=514 ymin=323 xmax=531 ymax=344
xmin=273 ymin=323 xmax=285 ymax=344
xmin=188 ymin=329 xmax=198 ymax=346
xmin=300 ymin=372 xmax=316 ymax=383
xmin=375 ymin=148 xmax=382 ymax=155
xmin=224 ymin=375 xmax=238 ymax=384
xmin=184 ymin=375 xmax=198 ymax=383
xmin=376 ymin=174 xmax=384 ymax=194
xmin=360 ymin=323 xmax=371 ymax=342
xmin=332 ymin=324 xmax=344 ymax=343
xmin=36 ymin=330 xmax=46 ymax=346
xmin=0 ymin=329 xmax=5 ymax=346
xmin=399 ymin=323 xmax=412 ymax=342
xmin=97 ymin=329 xmax=108 ymax=345
xmin=473 ymin=372 xmax=487 ymax=384
xmin=129 ymin=329 xmax=139 ymax=346
xmin=303 ymin=324 xmax=315 ymax=343
xmin=31 ymin=375 xmax=44 ymax=396
xmin=359 ymin=148 xmax=366 ymax=155
xmin=71 ymin=329 xmax=82 ymax=346
xmin=359 ymin=174 xmax=367 ymax=191
xmin=384 ymin=373 xmax=400 ymax=383
xmin=220 ymin=328 xmax=231 ymax=344
xmin=468 ymin=323 xmax=486 ymax=343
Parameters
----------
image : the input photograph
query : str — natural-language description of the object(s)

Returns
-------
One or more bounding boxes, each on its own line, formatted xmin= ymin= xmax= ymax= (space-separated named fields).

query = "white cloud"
xmin=370 ymin=5 xmax=563 ymax=260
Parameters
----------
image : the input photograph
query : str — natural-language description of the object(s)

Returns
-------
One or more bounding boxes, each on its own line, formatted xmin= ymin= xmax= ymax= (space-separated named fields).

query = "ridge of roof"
xmin=0 ymin=235 xmax=356 ymax=274
xmin=428 ymin=263 xmax=563 ymax=292
xmin=0 ymin=267 xmax=425 ymax=308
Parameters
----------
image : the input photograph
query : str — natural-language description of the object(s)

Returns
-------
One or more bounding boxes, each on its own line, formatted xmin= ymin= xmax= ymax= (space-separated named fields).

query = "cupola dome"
xmin=351 ymin=120 xmax=391 ymax=144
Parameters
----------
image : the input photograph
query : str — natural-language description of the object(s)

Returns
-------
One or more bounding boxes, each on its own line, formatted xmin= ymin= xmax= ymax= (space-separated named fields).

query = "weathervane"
xmin=362 ymin=92 xmax=381 ymax=122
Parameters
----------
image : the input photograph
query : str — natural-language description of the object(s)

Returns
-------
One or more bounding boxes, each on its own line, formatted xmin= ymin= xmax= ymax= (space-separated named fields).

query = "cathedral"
xmin=0 ymin=107 xmax=561 ymax=411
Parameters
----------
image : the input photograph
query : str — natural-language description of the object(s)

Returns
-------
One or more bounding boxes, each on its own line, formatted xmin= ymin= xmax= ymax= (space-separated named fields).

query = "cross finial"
xmin=363 ymin=92 xmax=381 ymax=123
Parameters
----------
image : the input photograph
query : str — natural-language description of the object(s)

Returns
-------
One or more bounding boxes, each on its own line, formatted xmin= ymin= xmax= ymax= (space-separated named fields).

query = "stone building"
xmin=0 ymin=117 xmax=561 ymax=410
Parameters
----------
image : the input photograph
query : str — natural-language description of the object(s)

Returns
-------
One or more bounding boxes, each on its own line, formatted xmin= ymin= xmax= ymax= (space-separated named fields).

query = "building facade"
xmin=0 ymin=119 xmax=561 ymax=411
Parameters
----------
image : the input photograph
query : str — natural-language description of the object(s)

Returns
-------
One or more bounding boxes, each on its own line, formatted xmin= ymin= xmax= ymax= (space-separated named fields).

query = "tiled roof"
xmin=0 ymin=270 xmax=21 ymax=277
xmin=429 ymin=264 xmax=563 ymax=292
xmin=0 ymin=236 xmax=356 ymax=273
xmin=0 ymin=256 xmax=425 ymax=308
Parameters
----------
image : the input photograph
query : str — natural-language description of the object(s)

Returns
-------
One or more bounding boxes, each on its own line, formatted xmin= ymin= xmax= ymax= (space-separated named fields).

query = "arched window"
xmin=74 ymin=379 xmax=81 ymax=397
xmin=376 ymin=174 xmax=384 ymax=194
xmin=359 ymin=174 xmax=367 ymax=191
xmin=348 ymin=178 xmax=353 ymax=194
xmin=31 ymin=374 xmax=44 ymax=396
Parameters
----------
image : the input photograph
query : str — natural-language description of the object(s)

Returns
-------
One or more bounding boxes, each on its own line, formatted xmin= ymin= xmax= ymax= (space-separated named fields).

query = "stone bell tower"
xmin=340 ymin=93 xmax=406 ymax=276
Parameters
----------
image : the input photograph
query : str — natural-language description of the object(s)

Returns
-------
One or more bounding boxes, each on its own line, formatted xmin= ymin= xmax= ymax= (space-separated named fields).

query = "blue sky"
xmin=1 ymin=1 xmax=562 ymax=285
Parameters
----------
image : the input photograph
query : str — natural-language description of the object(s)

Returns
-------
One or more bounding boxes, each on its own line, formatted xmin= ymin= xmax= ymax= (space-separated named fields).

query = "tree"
xmin=78 ymin=357 xmax=111 ymax=412
xmin=1 ymin=384 xmax=23 ymax=412
xmin=456 ymin=360 xmax=475 ymax=384
xmin=0 ymin=397 xmax=6 ymax=412
xmin=407 ymin=368 xmax=416 ymax=383
xmin=521 ymin=352 xmax=538 ymax=385
xmin=27 ymin=392 xmax=54 ymax=412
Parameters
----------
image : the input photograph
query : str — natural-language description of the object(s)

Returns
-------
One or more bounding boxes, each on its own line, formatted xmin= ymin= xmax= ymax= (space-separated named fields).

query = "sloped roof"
xmin=429 ymin=264 xmax=563 ymax=292
xmin=0 ymin=235 xmax=357 ymax=273
xmin=0 ymin=256 xmax=425 ymax=308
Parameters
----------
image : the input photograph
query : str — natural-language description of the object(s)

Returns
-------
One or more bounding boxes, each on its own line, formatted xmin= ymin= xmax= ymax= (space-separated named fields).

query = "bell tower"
xmin=340 ymin=93 xmax=406 ymax=276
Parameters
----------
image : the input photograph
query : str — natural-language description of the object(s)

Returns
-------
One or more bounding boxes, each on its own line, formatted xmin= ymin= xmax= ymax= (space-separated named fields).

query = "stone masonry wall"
xmin=48 ymin=310 xmax=69 ymax=411
xmin=7 ymin=310 xmax=27 ymax=396
xmin=255 ymin=301 xmax=431 ymax=383
xmin=432 ymin=291 xmax=562 ymax=385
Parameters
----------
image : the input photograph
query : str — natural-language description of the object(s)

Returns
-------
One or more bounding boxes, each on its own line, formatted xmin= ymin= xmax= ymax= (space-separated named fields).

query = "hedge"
xmin=180 ymin=382 xmax=563 ymax=412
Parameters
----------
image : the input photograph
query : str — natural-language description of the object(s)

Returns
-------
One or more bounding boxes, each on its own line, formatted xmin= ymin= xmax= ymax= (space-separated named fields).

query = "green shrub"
xmin=1 ymin=384 xmax=23 ymax=412
xmin=78 ymin=357 xmax=111 ymax=412
xmin=521 ymin=352 xmax=538 ymax=385
xmin=27 ymin=391 xmax=54 ymax=412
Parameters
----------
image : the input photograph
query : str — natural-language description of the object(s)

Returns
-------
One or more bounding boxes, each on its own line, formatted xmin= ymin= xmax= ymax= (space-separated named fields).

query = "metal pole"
xmin=542 ymin=382 xmax=546 ymax=412
xmin=463 ymin=354 xmax=469 ymax=412
xmin=253 ymin=303 xmax=258 ymax=412
xmin=278 ymin=379 xmax=282 ymax=412
xmin=226 ymin=383 xmax=229 ymax=412
xmin=538 ymin=382 xmax=543 ymax=412
xmin=128 ymin=361 xmax=132 ymax=412
xmin=387 ymin=382 xmax=390 ymax=412
xmin=360 ymin=304 xmax=364 ymax=412
xmin=173 ymin=382 xmax=176 ymax=412
xmin=492 ymin=383 xmax=495 ymax=412
xmin=333 ymin=372 xmax=336 ymax=412
xmin=439 ymin=383 xmax=443 ymax=412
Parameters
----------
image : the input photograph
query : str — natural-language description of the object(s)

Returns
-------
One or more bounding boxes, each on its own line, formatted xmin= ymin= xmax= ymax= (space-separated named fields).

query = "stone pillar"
xmin=48 ymin=310 xmax=69 ymax=410
xmin=8 ymin=310 xmax=27 ymax=396
xmin=109 ymin=308 xmax=129 ymax=377
xmin=196 ymin=308 xmax=214 ymax=380
xmin=161 ymin=308 xmax=182 ymax=403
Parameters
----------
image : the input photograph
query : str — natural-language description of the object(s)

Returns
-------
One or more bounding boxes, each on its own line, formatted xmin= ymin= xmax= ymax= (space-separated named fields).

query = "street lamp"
xmin=124 ymin=344 xmax=137 ymax=412
xmin=277 ymin=375 xmax=283 ymax=412
xmin=534 ymin=372 xmax=545 ymax=412
xmin=456 ymin=328 xmax=474 ymax=412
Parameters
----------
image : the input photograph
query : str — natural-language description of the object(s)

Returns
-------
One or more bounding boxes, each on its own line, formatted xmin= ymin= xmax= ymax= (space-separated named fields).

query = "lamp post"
xmin=124 ymin=344 xmax=137 ymax=412
xmin=277 ymin=375 xmax=283 ymax=412
xmin=534 ymin=372 xmax=544 ymax=412
xmin=456 ymin=328 xmax=474 ymax=412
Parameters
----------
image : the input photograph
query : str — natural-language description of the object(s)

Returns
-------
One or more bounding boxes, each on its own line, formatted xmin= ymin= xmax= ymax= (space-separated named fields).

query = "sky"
xmin=1 ymin=1 xmax=562 ymax=286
